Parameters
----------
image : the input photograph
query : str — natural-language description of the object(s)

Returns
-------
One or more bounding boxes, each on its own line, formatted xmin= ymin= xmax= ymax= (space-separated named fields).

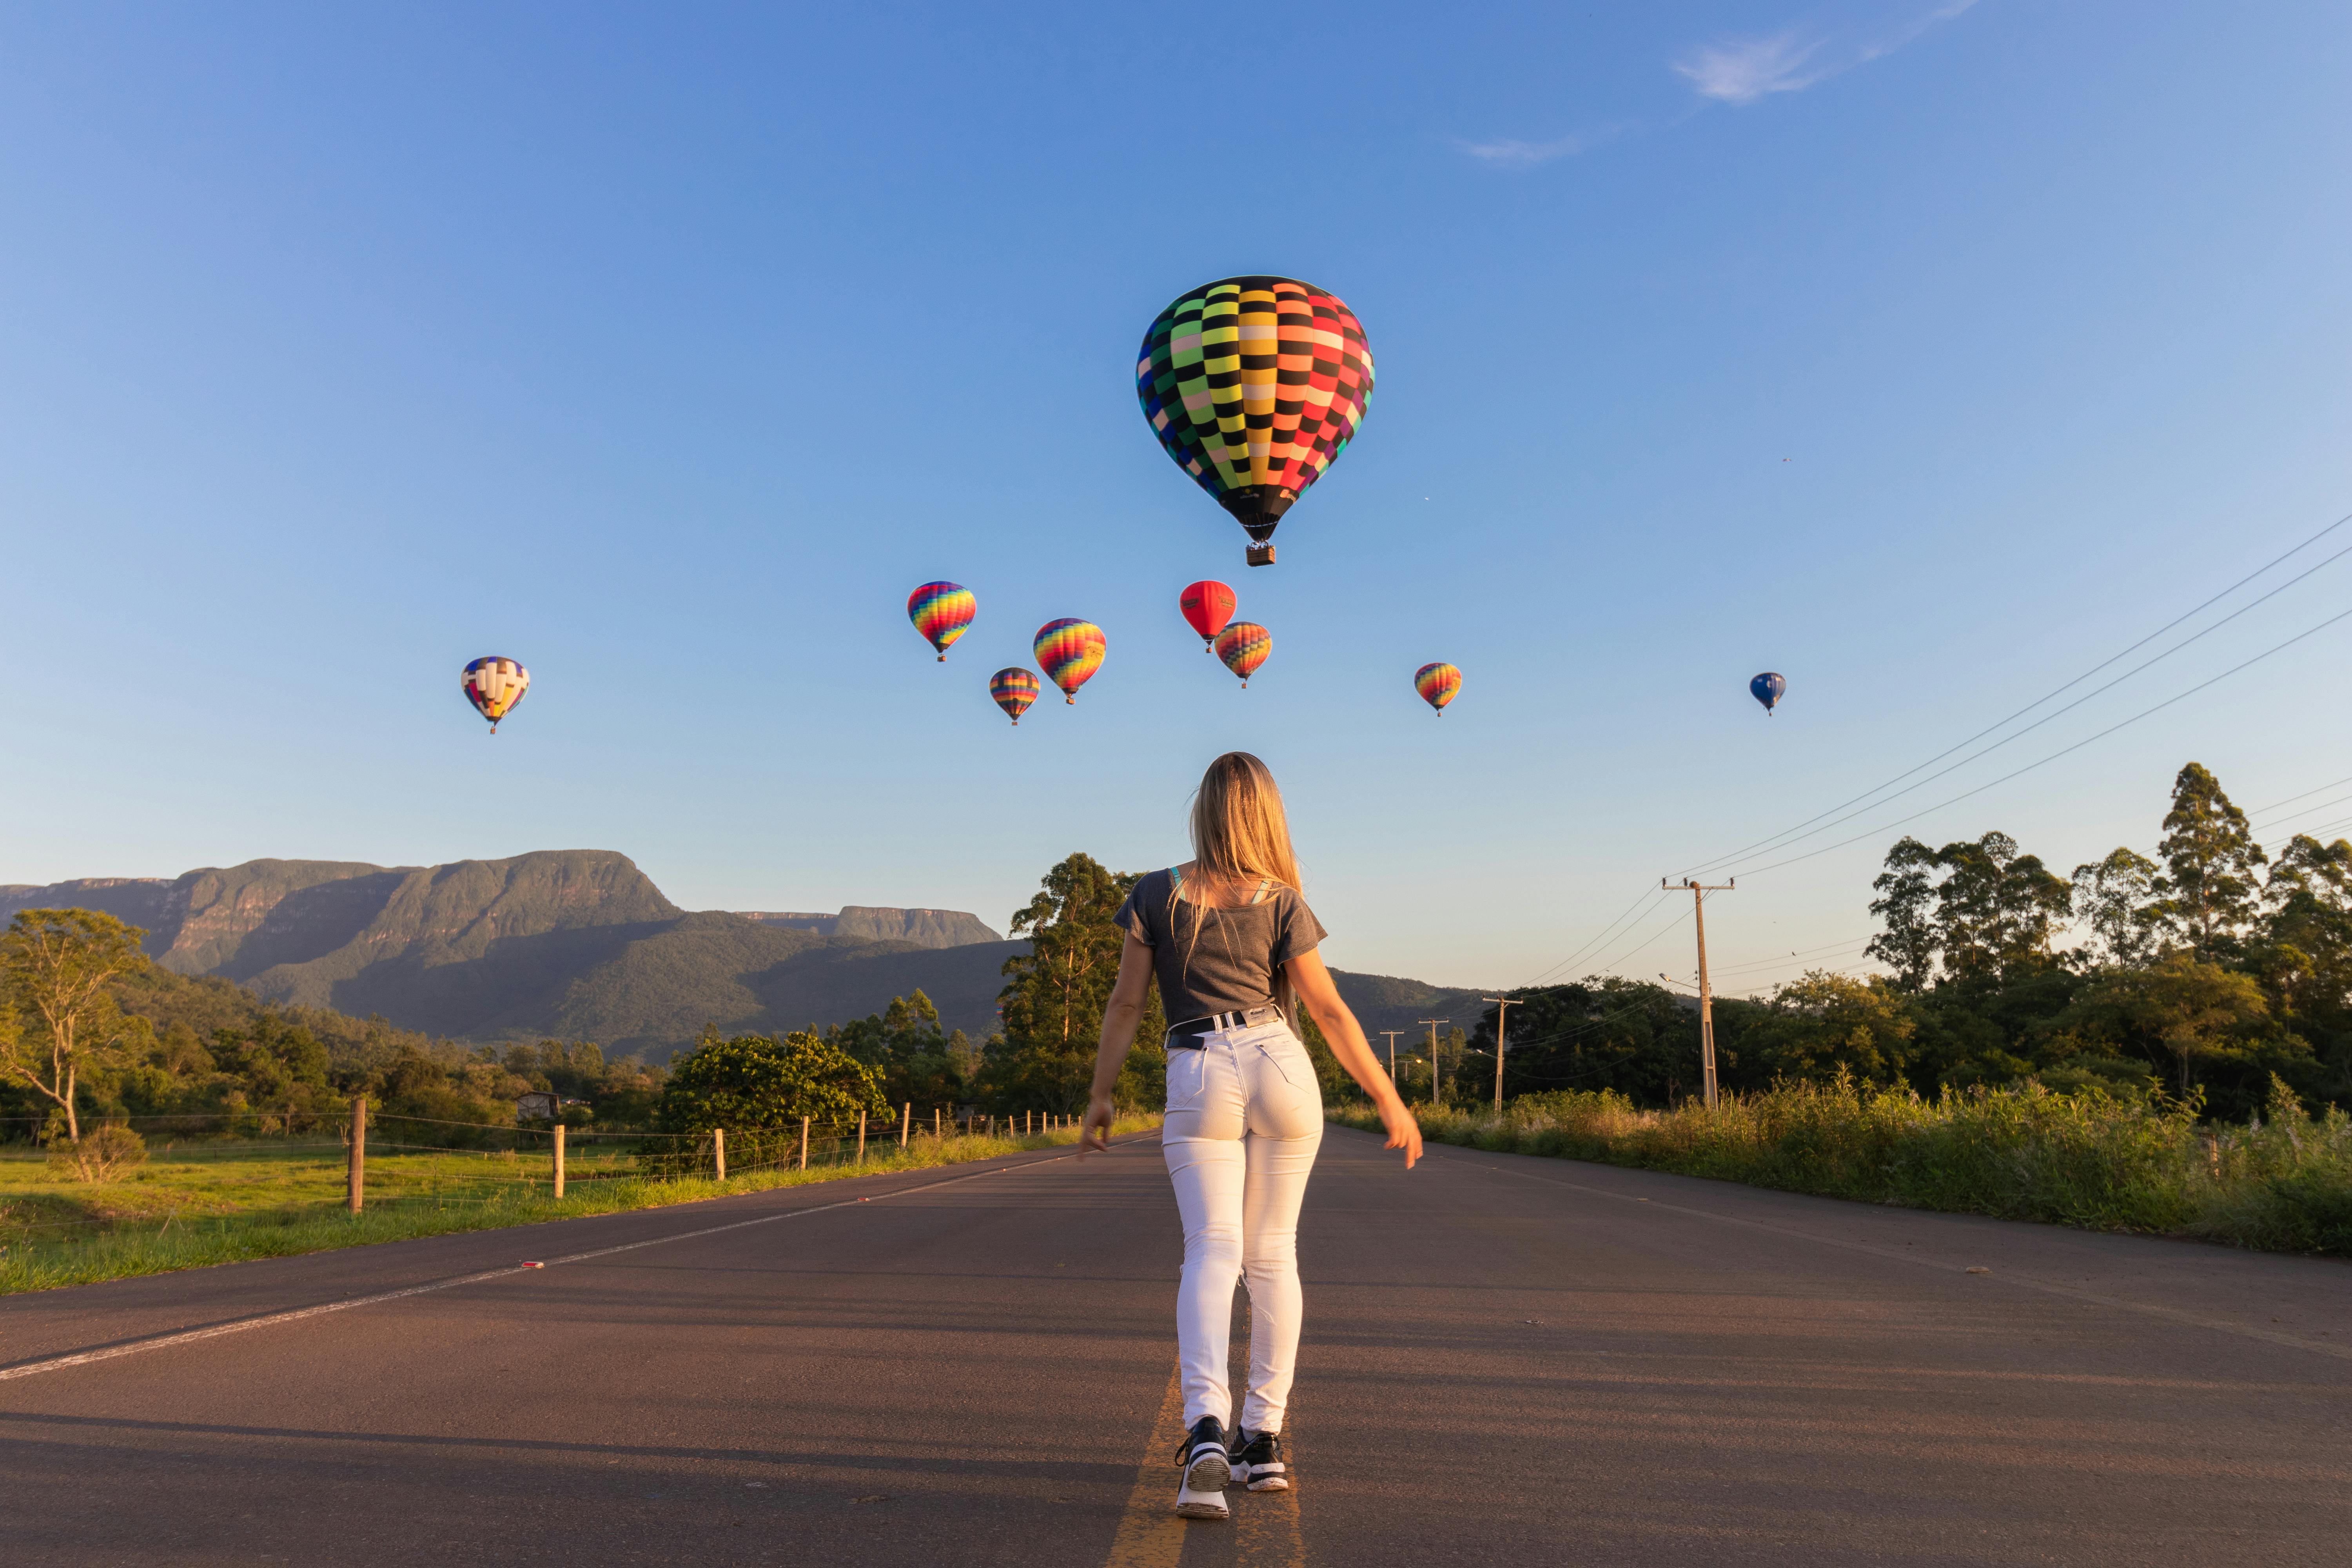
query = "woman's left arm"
xmin=1285 ymin=948 xmax=1421 ymax=1168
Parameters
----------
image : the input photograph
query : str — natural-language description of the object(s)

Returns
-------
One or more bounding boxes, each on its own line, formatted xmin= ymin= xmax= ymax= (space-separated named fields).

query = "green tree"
xmin=657 ymin=1028 xmax=886 ymax=1132
xmin=2071 ymin=847 xmax=2167 ymax=969
xmin=1469 ymin=979 xmax=1699 ymax=1105
xmin=1866 ymin=837 xmax=1941 ymax=991
xmin=2155 ymin=762 xmax=2267 ymax=957
xmin=2051 ymin=953 xmax=2310 ymax=1111
xmin=0 ymin=909 xmax=152 ymax=1143
xmin=2249 ymin=834 xmax=2352 ymax=1101
xmin=1933 ymin=832 xmax=2072 ymax=982
xmin=1741 ymin=972 xmax=1918 ymax=1085
xmin=992 ymin=853 xmax=1165 ymax=1113
xmin=827 ymin=991 xmax=975 ymax=1109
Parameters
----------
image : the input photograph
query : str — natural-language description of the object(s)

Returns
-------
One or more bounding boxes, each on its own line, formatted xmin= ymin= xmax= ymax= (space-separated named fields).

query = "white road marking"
xmin=0 ymin=1138 xmax=1142 ymax=1383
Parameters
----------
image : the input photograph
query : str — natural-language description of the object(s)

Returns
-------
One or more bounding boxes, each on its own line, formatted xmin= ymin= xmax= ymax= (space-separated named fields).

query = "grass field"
xmin=1335 ymin=1077 xmax=2352 ymax=1257
xmin=0 ymin=1114 xmax=1159 ymax=1297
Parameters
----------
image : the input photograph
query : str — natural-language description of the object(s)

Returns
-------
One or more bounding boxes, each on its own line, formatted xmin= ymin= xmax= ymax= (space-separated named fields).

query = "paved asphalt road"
xmin=2 ymin=1126 xmax=2347 ymax=1566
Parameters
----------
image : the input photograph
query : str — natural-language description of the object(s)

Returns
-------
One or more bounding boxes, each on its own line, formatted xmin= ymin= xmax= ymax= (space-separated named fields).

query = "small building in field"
xmin=515 ymin=1092 xmax=589 ymax=1122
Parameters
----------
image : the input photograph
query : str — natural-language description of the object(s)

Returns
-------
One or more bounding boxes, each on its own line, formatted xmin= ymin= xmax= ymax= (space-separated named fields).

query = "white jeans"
xmin=1161 ymin=1020 xmax=1325 ymax=1434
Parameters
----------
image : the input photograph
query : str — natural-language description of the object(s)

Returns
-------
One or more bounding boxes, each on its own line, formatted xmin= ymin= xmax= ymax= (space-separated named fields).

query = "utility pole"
xmin=1481 ymin=997 xmax=1521 ymax=1112
xmin=1418 ymin=1019 xmax=1450 ymax=1103
xmin=1379 ymin=1029 xmax=1406 ymax=1086
xmin=1662 ymin=878 xmax=1734 ymax=1107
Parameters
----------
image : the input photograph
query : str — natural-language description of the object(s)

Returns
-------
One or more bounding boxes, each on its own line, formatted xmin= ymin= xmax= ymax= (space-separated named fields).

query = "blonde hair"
xmin=1189 ymin=751 xmax=1301 ymax=892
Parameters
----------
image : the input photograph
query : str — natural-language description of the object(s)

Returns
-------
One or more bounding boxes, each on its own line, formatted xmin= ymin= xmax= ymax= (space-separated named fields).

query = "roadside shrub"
xmin=1341 ymin=1073 xmax=2352 ymax=1255
xmin=47 ymin=1125 xmax=148 ymax=1183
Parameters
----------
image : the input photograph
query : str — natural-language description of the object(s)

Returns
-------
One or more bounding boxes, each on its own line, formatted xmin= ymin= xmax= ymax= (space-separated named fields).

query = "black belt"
xmin=1166 ymin=1005 xmax=1283 ymax=1049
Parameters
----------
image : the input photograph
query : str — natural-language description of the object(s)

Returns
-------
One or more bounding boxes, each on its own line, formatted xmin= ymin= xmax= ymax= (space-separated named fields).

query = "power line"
xmin=1524 ymin=885 xmax=1669 ymax=986
xmin=2248 ymin=773 xmax=2352 ymax=818
xmin=1737 ymin=603 xmax=2352 ymax=878
xmin=1691 ymin=541 xmax=2352 ymax=878
xmin=1675 ymin=508 xmax=2352 ymax=878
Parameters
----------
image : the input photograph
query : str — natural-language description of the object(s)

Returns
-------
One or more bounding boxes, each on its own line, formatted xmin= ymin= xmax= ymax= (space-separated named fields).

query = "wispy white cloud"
xmin=1674 ymin=1 xmax=1978 ymax=108
xmin=1674 ymin=31 xmax=1829 ymax=107
xmin=1457 ymin=123 xmax=1627 ymax=169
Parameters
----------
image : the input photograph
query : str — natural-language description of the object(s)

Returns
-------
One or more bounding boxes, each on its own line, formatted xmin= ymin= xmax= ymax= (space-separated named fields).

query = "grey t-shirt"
xmin=1114 ymin=867 xmax=1328 ymax=1026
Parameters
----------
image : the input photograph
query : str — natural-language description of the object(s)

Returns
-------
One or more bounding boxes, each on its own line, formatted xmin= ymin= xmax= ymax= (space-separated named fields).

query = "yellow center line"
xmin=1101 ymin=1363 xmax=1189 ymax=1568
xmin=1232 ymin=1413 xmax=1305 ymax=1567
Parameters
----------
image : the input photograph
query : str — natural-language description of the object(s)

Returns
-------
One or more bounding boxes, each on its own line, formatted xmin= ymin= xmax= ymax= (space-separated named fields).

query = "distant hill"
xmin=1 ymin=855 xmax=1494 ymax=1063
xmin=0 ymin=854 xmax=1014 ymax=1057
xmin=737 ymin=907 xmax=1001 ymax=947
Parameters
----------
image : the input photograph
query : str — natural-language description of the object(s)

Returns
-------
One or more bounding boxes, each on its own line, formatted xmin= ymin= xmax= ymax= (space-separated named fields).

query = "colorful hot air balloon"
xmin=1137 ymin=277 xmax=1374 ymax=568
xmin=989 ymin=667 xmax=1040 ymax=726
xmin=1750 ymin=672 xmax=1786 ymax=715
xmin=462 ymin=656 xmax=530 ymax=733
xmin=1414 ymin=662 xmax=1461 ymax=717
xmin=1179 ymin=580 xmax=1237 ymax=652
xmin=1034 ymin=619 xmax=1106 ymax=704
xmin=907 ymin=581 xmax=977 ymax=661
xmin=1214 ymin=622 xmax=1270 ymax=688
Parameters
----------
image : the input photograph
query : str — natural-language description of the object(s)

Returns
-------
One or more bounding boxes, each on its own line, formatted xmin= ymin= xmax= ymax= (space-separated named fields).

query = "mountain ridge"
xmin=1 ymin=854 xmax=1488 ymax=1061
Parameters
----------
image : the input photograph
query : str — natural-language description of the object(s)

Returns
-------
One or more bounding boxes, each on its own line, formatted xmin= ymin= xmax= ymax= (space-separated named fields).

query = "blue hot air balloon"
xmin=1750 ymin=671 xmax=1786 ymax=715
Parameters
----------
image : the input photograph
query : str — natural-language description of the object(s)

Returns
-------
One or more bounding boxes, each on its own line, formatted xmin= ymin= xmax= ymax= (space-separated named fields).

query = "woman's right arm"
xmin=1286 ymin=947 xmax=1421 ymax=1168
xmin=1080 ymin=931 xmax=1156 ymax=1156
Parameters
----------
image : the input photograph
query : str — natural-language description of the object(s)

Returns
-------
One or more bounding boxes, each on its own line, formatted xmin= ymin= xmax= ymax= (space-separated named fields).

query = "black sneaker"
xmin=1172 ymin=1416 xmax=1230 ymax=1518
xmin=1230 ymin=1428 xmax=1288 ymax=1492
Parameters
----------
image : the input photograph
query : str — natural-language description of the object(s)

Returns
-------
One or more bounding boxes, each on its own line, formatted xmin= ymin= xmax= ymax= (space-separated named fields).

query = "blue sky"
xmin=4 ymin=3 xmax=2348 ymax=994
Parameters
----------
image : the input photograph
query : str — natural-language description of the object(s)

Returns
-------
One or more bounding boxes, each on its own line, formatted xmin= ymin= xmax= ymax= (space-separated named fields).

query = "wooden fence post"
xmin=799 ymin=1116 xmax=810 ymax=1171
xmin=348 ymin=1097 xmax=367 ymax=1214
xmin=857 ymin=1109 xmax=867 ymax=1164
xmin=553 ymin=1123 xmax=566 ymax=1200
xmin=714 ymin=1127 xmax=726 ymax=1183
xmin=933 ymin=1107 xmax=941 ymax=1140
xmin=900 ymin=1102 xmax=911 ymax=1150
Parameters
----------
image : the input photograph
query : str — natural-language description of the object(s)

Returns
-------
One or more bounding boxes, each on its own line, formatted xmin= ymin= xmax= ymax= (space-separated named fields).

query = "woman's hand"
xmin=1079 ymin=1091 xmax=1118 ymax=1157
xmin=1376 ymin=1094 xmax=1423 ymax=1168
xmin=1285 ymin=949 xmax=1423 ymax=1171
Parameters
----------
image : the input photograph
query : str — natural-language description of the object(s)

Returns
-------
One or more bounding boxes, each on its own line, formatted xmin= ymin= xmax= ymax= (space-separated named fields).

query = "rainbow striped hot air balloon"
xmin=462 ymin=656 xmax=529 ymax=734
xmin=1034 ymin=619 xmax=1106 ymax=704
xmin=1214 ymin=622 xmax=1270 ymax=688
xmin=1414 ymin=662 xmax=1461 ymax=717
xmin=990 ymin=667 xmax=1040 ymax=726
xmin=907 ymin=581 xmax=977 ymax=661
xmin=1179 ymin=580 xmax=1237 ymax=652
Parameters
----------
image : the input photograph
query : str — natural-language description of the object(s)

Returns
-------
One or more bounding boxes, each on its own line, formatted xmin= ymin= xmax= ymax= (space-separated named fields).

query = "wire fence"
xmin=0 ymin=1103 xmax=1091 ymax=1263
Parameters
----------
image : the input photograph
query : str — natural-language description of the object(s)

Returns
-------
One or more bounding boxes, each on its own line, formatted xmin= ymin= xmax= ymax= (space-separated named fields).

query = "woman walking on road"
xmin=1080 ymin=751 xmax=1422 ymax=1521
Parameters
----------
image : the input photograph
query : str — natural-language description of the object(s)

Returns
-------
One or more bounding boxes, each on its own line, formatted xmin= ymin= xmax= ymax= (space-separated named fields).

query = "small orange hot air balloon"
xmin=990 ymin=668 xmax=1040 ymax=726
xmin=1214 ymin=622 xmax=1270 ymax=688
xmin=1414 ymin=662 xmax=1461 ymax=716
xmin=1034 ymin=619 xmax=1107 ymax=704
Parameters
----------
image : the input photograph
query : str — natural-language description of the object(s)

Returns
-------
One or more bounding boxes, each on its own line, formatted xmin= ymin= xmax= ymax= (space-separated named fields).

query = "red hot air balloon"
xmin=1179 ymin=580 xmax=1237 ymax=652
xmin=990 ymin=667 xmax=1039 ymax=726
xmin=1034 ymin=619 xmax=1106 ymax=704
xmin=1214 ymin=622 xmax=1270 ymax=688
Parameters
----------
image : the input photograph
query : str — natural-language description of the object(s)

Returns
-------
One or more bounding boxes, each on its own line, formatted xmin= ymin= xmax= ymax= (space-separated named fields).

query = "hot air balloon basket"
xmin=1246 ymin=543 xmax=1275 ymax=567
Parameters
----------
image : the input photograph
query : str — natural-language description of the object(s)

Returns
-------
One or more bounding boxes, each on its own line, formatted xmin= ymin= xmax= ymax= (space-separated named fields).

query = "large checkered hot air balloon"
xmin=1138 ymin=277 xmax=1373 ymax=568
xmin=462 ymin=657 xmax=529 ymax=734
